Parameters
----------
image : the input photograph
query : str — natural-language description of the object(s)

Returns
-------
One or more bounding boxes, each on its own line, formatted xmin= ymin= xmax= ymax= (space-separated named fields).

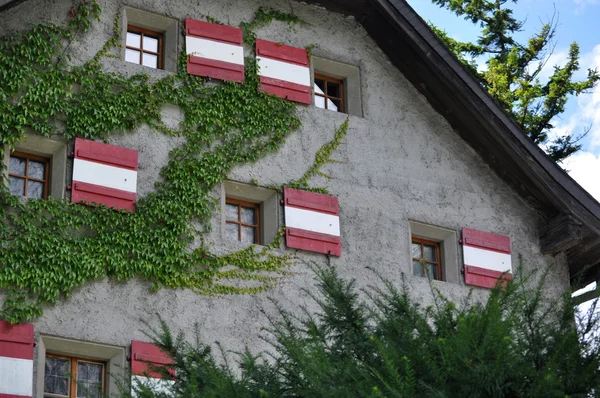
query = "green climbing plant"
xmin=287 ymin=118 xmax=349 ymax=194
xmin=0 ymin=1 xmax=345 ymax=323
xmin=241 ymin=6 xmax=306 ymax=46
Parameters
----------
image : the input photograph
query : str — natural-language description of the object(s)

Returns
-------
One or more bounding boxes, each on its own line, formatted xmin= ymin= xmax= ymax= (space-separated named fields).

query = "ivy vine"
xmin=0 ymin=1 xmax=347 ymax=323
xmin=287 ymin=119 xmax=348 ymax=194
xmin=241 ymin=6 xmax=306 ymax=46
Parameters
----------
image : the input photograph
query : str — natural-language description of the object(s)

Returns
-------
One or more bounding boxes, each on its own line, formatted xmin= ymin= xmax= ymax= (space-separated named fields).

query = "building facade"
xmin=1 ymin=0 xmax=600 ymax=396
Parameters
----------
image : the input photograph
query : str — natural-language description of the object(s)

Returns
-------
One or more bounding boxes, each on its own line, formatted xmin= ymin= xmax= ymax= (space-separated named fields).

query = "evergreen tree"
xmin=123 ymin=264 xmax=600 ymax=397
xmin=429 ymin=0 xmax=599 ymax=163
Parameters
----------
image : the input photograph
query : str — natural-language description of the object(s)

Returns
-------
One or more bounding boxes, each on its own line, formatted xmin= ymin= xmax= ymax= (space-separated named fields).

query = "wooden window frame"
xmin=412 ymin=237 xmax=443 ymax=281
xmin=8 ymin=151 xmax=50 ymax=199
xmin=314 ymin=73 xmax=345 ymax=113
xmin=225 ymin=198 xmax=261 ymax=244
xmin=44 ymin=354 xmax=106 ymax=398
xmin=126 ymin=25 xmax=164 ymax=69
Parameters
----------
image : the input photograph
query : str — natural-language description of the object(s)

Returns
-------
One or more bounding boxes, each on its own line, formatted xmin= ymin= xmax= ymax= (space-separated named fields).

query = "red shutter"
xmin=131 ymin=340 xmax=174 ymax=379
xmin=284 ymin=187 xmax=341 ymax=256
xmin=0 ymin=321 xmax=34 ymax=398
xmin=256 ymin=39 xmax=311 ymax=104
xmin=71 ymin=138 xmax=138 ymax=212
xmin=462 ymin=228 xmax=512 ymax=288
xmin=185 ymin=19 xmax=245 ymax=82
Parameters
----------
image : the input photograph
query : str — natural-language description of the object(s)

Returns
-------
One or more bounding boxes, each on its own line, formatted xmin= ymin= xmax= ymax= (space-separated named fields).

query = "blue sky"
xmin=407 ymin=0 xmax=600 ymax=202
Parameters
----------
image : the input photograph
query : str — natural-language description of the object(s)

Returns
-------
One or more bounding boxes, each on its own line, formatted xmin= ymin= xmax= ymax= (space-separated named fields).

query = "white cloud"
xmin=564 ymin=150 xmax=600 ymax=202
xmin=573 ymin=0 xmax=599 ymax=14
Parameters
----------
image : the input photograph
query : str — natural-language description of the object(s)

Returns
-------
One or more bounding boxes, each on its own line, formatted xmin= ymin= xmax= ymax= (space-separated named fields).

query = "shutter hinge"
xmin=66 ymin=185 xmax=72 ymax=191
xmin=459 ymin=239 xmax=464 ymax=245
xmin=460 ymin=267 xmax=465 ymax=274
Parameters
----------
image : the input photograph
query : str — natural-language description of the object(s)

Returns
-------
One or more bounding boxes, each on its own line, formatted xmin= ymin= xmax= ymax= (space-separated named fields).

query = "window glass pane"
xmin=9 ymin=156 xmax=26 ymax=175
xmin=242 ymin=226 xmax=256 ymax=244
xmin=241 ymin=206 xmax=255 ymax=224
xmin=77 ymin=362 xmax=103 ymax=398
xmin=423 ymin=244 xmax=437 ymax=262
xmin=46 ymin=357 xmax=70 ymax=375
xmin=225 ymin=203 xmax=239 ymax=221
xmin=328 ymin=98 xmax=340 ymax=112
xmin=142 ymin=53 xmax=158 ymax=68
xmin=126 ymin=32 xmax=141 ymax=48
xmin=226 ymin=222 xmax=239 ymax=240
xmin=125 ymin=48 xmax=141 ymax=64
xmin=29 ymin=160 xmax=46 ymax=179
xmin=9 ymin=176 xmax=25 ymax=196
xmin=144 ymin=36 xmax=159 ymax=53
xmin=411 ymin=243 xmax=422 ymax=259
xmin=44 ymin=378 xmax=69 ymax=397
xmin=315 ymin=94 xmax=326 ymax=109
xmin=327 ymin=81 xmax=341 ymax=98
xmin=314 ymin=78 xmax=326 ymax=93
xmin=424 ymin=263 xmax=439 ymax=280
xmin=44 ymin=357 xmax=70 ymax=396
xmin=77 ymin=383 xmax=103 ymax=398
xmin=27 ymin=181 xmax=44 ymax=198
xmin=413 ymin=260 xmax=424 ymax=277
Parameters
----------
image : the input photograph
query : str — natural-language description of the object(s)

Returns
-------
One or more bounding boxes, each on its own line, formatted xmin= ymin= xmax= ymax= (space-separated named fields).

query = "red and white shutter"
xmin=256 ymin=39 xmax=311 ymax=104
xmin=186 ymin=19 xmax=244 ymax=83
xmin=284 ymin=187 xmax=341 ymax=256
xmin=0 ymin=321 xmax=34 ymax=398
xmin=131 ymin=340 xmax=174 ymax=393
xmin=462 ymin=228 xmax=512 ymax=288
xmin=72 ymin=138 xmax=138 ymax=212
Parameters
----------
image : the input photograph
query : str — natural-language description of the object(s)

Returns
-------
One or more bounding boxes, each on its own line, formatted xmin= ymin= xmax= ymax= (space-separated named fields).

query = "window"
xmin=222 ymin=182 xmax=279 ymax=246
xmin=226 ymin=198 xmax=260 ymax=244
xmin=36 ymin=335 xmax=126 ymax=398
xmin=44 ymin=355 xmax=105 ymax=398
xmin=412 ymin=237 xmax=442 ymax=280
xmin=314 ymin=73 xmax=345 ymax=113
xmin=311 ymin=57 xmax=362 ymax=117
xmin=408 ymin=221 xmax=460 ymax=284
xmin=125 ymin=25 xmax=163 ymax=69
xmin=3 ymin=134 xmax=68 ymax=200
xmin=122 ymin=8 xmax=178 ymax=72
xmin=8 ymin=151 xmax=49 ymax=199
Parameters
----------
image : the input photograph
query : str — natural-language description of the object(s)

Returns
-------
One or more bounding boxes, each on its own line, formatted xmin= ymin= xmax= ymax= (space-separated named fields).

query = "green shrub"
xmin=126 ymin=265 xmax=600 ymax=397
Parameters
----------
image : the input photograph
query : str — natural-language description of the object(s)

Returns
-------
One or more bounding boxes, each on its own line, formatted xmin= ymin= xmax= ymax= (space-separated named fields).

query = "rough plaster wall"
xmin=1 ymin=0 xmax=569 ymax=392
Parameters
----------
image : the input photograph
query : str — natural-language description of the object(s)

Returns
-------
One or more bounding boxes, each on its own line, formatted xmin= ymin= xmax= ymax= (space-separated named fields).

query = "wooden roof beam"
xmin=540 ymin=214 xmax=583 ymax=256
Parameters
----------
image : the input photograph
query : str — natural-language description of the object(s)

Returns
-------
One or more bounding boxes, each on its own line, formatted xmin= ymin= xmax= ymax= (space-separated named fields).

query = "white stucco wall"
xmin=0 ymin=0 xmax=569 ymax=395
